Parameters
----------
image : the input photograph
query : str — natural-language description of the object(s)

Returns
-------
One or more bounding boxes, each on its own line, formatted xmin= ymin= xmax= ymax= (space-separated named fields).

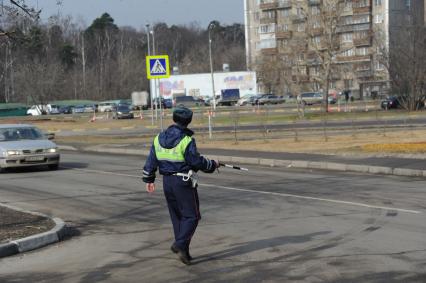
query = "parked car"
xmin=163 ymin=99 xmax=173 ymax=109
xmin=381 ymin=96 xmax=401 ymax=110
xmin=250 ymin=95 xmax=264 ymax=105
xmin=328 ymin=96 xmax=337 ymax=104
xmin=73 ymin=105 xmax=95 ymax=114
xmin=98 ymin=102 xmax=116 ymax=112
xmin=59 ymin=105 xmax=73 ymax=114
xmin=237 ymin=94 xmax=256 ymax=106
xmin=257 ymin=95 xmax=286 ymax=105
xmin=174 ymin=96 xmax=203 ymax=108
xmin=297 ymin=92 xmax=324 ymax=105
xmin=0 ymin=124 xmax=60 ymax=172
xmin=113 ymin=104 xmax=134 ymax=119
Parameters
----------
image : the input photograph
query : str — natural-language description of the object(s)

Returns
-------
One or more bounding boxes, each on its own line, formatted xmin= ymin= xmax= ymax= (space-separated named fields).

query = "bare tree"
xmin=375 ymin=15 xmax=426 ymax=111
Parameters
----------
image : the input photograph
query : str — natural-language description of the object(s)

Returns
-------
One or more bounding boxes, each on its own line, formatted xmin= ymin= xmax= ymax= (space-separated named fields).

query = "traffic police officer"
xmin=142 ymin=106 xmax=218 ymax=265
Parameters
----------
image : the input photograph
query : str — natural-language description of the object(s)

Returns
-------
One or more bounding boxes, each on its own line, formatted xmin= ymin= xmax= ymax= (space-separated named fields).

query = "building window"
xmin=278 ymin=24 xmax=289 ymax=31
xmin=353 ymin=15 xmax=370 ymax=24
xmin=279 ymin=9 xmax=290 ymax=18
xmin=297 ymin=23 xmax=305 ymax=32
xmin=374 ymin=14 xmax=383 ymax=23
xmin=374 ymin=0 xmax=382 ymax=6
xmin=356 ymin=47 xmax=369 ymax=56
xmin=342 ymin=48 xmax=355 ymax=57
xmin=342 ymin=33 xmax=353 ymax=43
xmin=344 ymin=79 xmax=353 ymax=89
xmin=262 ymin=10 xmax=275 ymax=19
xmin=259 ymin=38 xmax=277 ymax=49
xmin=375 ymin=61 xmax=385 ymax=70
xmin=297 ymin=53 xmax=305 ymax=62
xmin=259 ymin=24 xmax=275 ymax=33
xmin=312 ymin=21 xmax=321 ymax=29
xmin=311 ymin=6 xmax=320 ymax=16
xmin=312 ymin=36 xmax=321 ymax=45
xmin=405 ymin=0 xmax=411 ymax=9
xmin=279 ymin=39 xmax=289 ymax=47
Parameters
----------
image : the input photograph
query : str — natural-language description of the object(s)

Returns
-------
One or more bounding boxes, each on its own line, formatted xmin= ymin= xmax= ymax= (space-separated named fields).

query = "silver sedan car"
xmin=0 ymin=124 xmax=60 ymax=172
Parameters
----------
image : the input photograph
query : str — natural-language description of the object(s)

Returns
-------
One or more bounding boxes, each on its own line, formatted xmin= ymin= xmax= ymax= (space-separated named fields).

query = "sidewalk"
xmin=60 ymin=143 xmax=426 ymax=178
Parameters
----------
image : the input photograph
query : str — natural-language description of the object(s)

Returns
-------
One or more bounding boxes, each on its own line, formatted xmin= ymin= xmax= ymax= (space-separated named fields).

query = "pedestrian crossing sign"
xmin=146 ymin=55 xmax=170 ymax=79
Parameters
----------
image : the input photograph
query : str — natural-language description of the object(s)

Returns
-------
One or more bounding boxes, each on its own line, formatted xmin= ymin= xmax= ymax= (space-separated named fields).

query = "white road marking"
xmin=64 ymin=167 xmax=422 ymax=215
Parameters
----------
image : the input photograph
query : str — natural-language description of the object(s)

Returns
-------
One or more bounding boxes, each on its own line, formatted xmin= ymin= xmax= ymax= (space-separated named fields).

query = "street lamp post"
xmin=146 ymin=24 xmax=154 ymax=126
xmin=208 ymin=23 xmax=216 ymax=111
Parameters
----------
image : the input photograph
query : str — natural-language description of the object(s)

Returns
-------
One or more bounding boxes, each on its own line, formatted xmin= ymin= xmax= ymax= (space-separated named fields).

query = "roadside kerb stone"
xmin=346 ymin=164 xmax=369 ymax=173
xmin=368 ymin=166 xmax=393 ymax=175
xmin=0 ymin=204 xmax=67 ymax=258
xmin=326 ymin=162 xmax=348 ymax=171
xmin=392 ymin=168 xmax=424 ymax=177
xmin=0 ymin=243 xmax=19 ymax=258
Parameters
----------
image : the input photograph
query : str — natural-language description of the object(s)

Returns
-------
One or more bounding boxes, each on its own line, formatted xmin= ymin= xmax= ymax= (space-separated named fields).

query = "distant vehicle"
xmin=381 ymin=96 xmax=403 ymax=110
xmin=27 ymin=105 xmax=48 ymax=116
xmin=237 ymin=94 xmax=256 ymax=106
xmin=297 ymin=92 xmax=323 ymax=105
xmin=113 ymin=104 xmax=134 ymax=119
xmin=131 ymin=91 xmax=150 ymax=110
xmin=72 ymin=105 xmax=95 ymax=114
xmin=163 ymin=99 xmax=173 ymax=109
xmin=98 ymin=102 xmax=116 ymax=112
xmin=48 ymin=104 xmax=61 ymax=115
xmin=216 ymin=89 xmax=240 ymax=106
xmin=58 ymin=105 xmax=73 ymax=114
xmin=0 ymin=124 xmax=60 ymax=172
xmin=328 ymin=96 xmax=337 ymax=105
xmin=257 ymin=95 xmax=286 ymax=105
xmin=174 ymin=96 xmax=203 ymax=108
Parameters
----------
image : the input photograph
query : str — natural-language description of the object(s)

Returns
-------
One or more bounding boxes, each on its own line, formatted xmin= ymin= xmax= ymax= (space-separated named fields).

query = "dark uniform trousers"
xmin=163 ymin=175 xmax=201 ymax=251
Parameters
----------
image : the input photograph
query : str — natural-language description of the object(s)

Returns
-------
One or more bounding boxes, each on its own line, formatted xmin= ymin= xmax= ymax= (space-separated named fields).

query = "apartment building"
xmin=244 ymin=0 xmax=425 ymax=98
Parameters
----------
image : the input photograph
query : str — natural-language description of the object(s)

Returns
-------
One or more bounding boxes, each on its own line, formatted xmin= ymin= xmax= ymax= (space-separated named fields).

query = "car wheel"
xmin=48 ymin=164 xmax=59 ymax=170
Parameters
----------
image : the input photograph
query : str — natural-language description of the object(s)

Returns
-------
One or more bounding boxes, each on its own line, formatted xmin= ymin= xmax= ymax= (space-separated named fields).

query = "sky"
xmin=27 ymin=0 xmax=245 ymax=29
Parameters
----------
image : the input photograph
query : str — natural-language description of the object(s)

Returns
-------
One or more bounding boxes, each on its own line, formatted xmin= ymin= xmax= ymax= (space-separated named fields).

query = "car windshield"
xmin=117 ymin=105 xmax=130 ymax=111
xmin=0 ymin=127 xmax=44 ymax=141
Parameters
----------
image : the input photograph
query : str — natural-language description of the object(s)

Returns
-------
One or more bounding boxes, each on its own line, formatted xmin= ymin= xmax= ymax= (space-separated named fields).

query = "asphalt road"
xmin=0 ymin=152 xmax=425 ymax=282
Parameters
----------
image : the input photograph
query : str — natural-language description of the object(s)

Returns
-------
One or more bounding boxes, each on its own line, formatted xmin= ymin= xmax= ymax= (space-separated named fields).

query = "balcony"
xmin=261 ymin=47 xmax=278 ymax=55
xmin=311 ymin=27 xmax=324 ymax=36
xmin=260 ymin=17 xmax=277 ymax=24
xmin=276 ymin=30 xmax=292 ymax=39
xmin=309 ymin=0 xmax=321 ymax=5
xmin=337 ymin=23 xmax=371 ymax=33
xmin=277 ymin=0 xmax=292 ymax=9
xmin=292 ymin=15 xmax=306 ymax=23
xmin=259 ymin=1 xmax=278 ymax=10
xmin=292 ymin=75 xmax=310 ymax=82
xmin=353 ymin=6 xmax=371 ymax=14
xmin=353 ymin=36 xmax=372 ymax=46
xmin=336 ymin=55 xmax=371 ymax=62
xmin=356 ymin=69 xmax=374 ymax=78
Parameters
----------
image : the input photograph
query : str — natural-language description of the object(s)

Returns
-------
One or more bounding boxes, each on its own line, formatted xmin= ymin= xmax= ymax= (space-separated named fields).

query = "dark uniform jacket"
xmin=142 ymin=125 xmax=216 ymax=183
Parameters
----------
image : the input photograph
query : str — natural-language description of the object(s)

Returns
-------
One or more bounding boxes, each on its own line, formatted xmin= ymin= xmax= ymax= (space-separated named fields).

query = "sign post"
xmin=146 ymin=55 xmax=170 ymax=131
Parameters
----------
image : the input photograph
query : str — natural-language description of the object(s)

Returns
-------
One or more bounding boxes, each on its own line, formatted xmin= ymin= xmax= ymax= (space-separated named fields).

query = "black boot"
xmin=171 ymin=244 xmax=192 ymax=264
xmin=171 ymin=244 xmax=193 ymax=260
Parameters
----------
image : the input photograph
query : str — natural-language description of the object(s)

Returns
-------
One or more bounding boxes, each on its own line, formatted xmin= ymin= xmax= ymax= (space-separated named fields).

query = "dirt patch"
xmin=0 ymin=206 xmax=55 ymax=244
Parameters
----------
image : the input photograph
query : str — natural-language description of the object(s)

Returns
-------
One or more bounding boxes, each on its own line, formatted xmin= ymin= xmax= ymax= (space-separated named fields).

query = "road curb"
xmin=73 ymin=145 xmax=426 ymax=178
xmin=0 ymin=204 xmax=67 ymax=259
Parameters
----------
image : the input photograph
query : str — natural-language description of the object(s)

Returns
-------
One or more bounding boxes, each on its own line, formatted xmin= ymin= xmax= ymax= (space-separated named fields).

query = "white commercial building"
xmin=158 ymin=71 xmax=257 ymax=99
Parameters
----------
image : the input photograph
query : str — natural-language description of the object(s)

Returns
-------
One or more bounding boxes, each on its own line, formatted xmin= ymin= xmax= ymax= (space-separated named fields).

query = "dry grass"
xmin=56 ymin=128 xmax=426 ymax=155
